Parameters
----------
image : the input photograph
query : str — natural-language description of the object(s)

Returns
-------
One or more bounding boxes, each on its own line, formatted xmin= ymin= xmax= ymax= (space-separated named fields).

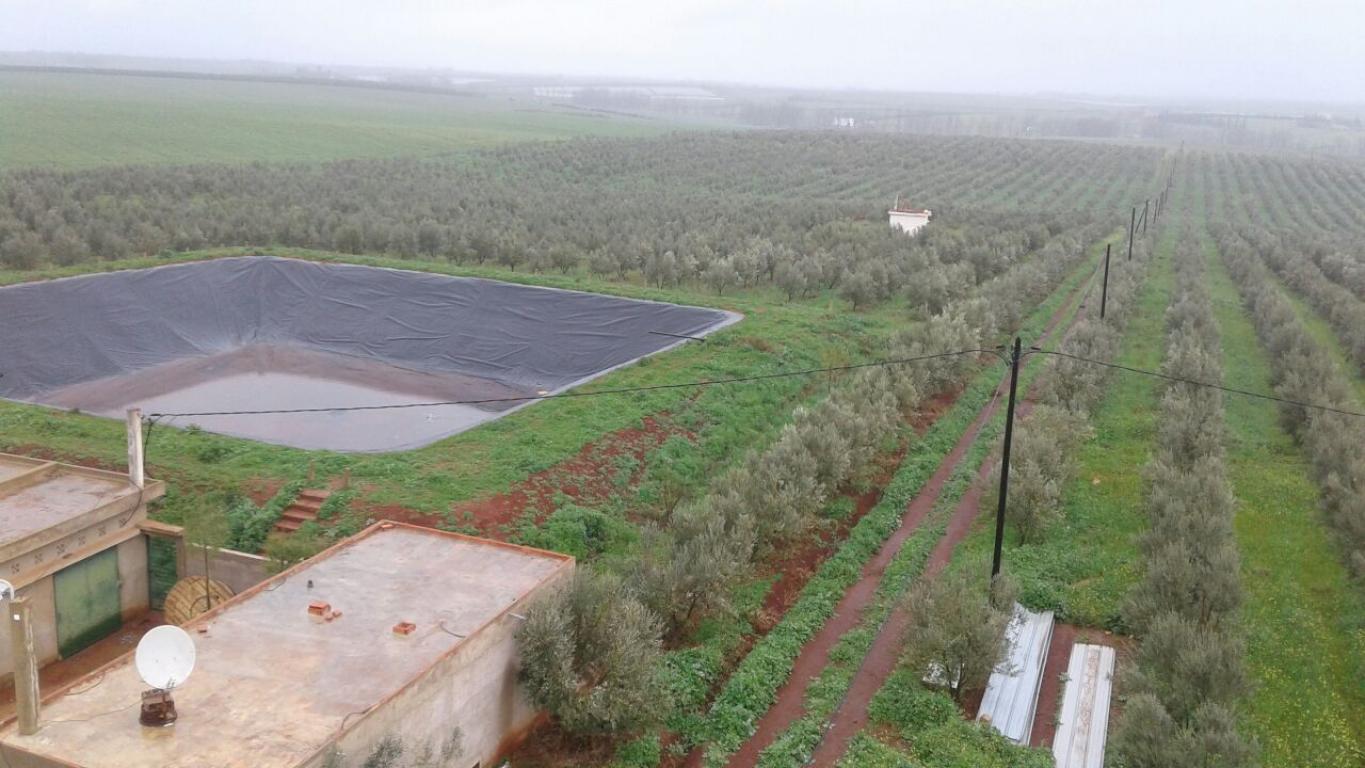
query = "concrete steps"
xmin=274 ymin=489 xmax=330 ymax=534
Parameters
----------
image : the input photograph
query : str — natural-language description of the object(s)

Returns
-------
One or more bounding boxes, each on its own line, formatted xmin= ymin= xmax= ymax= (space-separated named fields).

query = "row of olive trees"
xmin=514 ymin=232 xmax=1107 ymax=736
xmin=895 ymin=235 xmax=1156 ymax=705
xmin=1301 ymin=236 xmax=1365 ymax=301
xmin=1217 ymin=228 xmax=1365 ymax=577
xmin=516 ymin=363 xmax=908 ymax=734
xmin=1233 ymin=226 xmax=1365 ymax=376
xmin=986 ymin=235 xmax=1153 ymax=545
xmin=1112 ymin=237 xmax=1255 ymax=768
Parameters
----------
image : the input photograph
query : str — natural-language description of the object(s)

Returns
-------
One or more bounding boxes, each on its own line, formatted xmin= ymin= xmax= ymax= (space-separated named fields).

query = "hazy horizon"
xmin=4 ymin=1 xmax=1364 ymax=105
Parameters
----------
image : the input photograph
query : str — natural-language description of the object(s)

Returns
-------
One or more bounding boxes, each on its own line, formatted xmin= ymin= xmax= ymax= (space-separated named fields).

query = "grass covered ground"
xmin=1204 ymin=237 xmax=1365 ymax=767
xmin=0 ymin=70 xmax=667 ymax=169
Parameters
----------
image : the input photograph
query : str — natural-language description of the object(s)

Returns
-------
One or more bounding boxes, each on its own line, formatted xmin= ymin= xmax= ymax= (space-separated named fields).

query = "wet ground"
xmin=0 ymin=613 xmax=163 ymax=722
xmin=41 ymin=345 xmax=534 ymax=452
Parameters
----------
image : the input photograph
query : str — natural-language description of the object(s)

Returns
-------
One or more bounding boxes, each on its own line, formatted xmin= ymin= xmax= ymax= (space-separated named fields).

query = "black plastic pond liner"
xmin=0 ymin=256 xmax=736 ymax=402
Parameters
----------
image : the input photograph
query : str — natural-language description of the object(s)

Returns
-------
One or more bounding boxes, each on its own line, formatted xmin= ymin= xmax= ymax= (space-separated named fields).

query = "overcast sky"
xmin=4 ymin=0 xmax=1363 ymax=103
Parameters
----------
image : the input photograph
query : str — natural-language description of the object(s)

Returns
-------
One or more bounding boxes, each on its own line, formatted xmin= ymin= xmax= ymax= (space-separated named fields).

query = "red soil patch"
xmin=910 ymin=384 xmax=966 ymax=434
xmin=756 ymin=447 xmax=906 ymax=631
xmin=507 ymin=724 xmax=617 ymax=768
xmin=1030 ymin=623 xmax=1135 ymax=748
xmin=357 ymin=502 xmax=445 ymax=528
xmin=1029 ymin=622 xmax=1079 ymax=748
xmin=451 ymin=415 xmax=687 ymax=539
xmin=243 ymin=477 xmax=284 ymax=506
xmin=347 ymin=415 xmax=689 ymax=538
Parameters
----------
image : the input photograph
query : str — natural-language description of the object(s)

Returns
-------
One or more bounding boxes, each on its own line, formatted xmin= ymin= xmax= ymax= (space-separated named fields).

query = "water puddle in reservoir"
xmin=40 ymin=345 xmax=534 ymax=452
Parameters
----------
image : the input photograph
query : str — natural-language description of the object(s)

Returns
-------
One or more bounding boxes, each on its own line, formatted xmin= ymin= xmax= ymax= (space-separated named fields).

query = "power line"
xmin=144 ymin=348 xmax=998 ymax=420
xmin=138 ymin=344 xmax=1365 ymax=425
xmin=1031 ymin=348 xmax=1365 ymax=419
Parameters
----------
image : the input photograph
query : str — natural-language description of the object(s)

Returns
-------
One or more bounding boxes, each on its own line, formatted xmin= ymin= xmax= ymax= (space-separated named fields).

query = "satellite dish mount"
xmin=140 ymin=689 xmax=178 ymax=728
xmin=134 ymin=625 xmax=197 ymax=727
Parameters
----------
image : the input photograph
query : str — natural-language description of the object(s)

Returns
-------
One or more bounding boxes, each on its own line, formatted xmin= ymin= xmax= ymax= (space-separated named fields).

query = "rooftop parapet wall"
xmin=0 ymin=453 xmax=164 ymax=585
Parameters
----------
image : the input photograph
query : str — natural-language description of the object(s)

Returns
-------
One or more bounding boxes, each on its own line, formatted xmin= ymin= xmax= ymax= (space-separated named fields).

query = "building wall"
xmin=116 ymin=537 xmax=149 ymax=622
xmin=183 ymin=544 xmax=271 ymax=595
xmin=0 ymin=537 xmax=148 ymax=681
xmin=889 ymin=211 xmax=931 ymax=236
xmin=0 ymin=577 xmax=58 ymax=677
xmin=304 ymin=565 xmax=572 ymax=768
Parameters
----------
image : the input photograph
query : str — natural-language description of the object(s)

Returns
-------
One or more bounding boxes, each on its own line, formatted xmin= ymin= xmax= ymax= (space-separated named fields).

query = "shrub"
xmin=986 ymin=405 xmax=1091 ymax=544
xmin=899 ymin=566 xmax=1014 ymax=703
xmin=613 ymin=734 xmax=662 ymax=768
xmin=225 ymin=480 xmax=304 ymax=553
xmin=630 ymin=502 xmax=755 ymax=639
xmin=520 ymin=504 xmax=636 ymax=560
xmin=1125 ymin=612 xmax=1248 ymax=724
xmin=1111 ymin=695 xmax=1257 ymax=768
xmin=518 ymin=571 xmax=664 ymax=735
xmin=867 ymin=669 xmax=958 ymax=738
xmin=912 ymin=718 xmax=1054 ymax=768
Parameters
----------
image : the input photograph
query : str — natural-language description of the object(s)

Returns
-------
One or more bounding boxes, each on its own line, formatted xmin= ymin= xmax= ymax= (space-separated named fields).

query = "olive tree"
xmin=517 ymin=571 xmax=663 ymax=735
xmin=900 ymin=566 xmax=1015 ymax=702
xmin=985 ymin=405 xmax=1091 ymax=544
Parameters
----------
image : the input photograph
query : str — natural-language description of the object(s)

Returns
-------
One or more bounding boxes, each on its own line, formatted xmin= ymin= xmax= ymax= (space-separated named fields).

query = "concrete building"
xmin=0 ymin=451 xmax=165 ymax=680
xmin=0 ymin=522 xmax=574 ymax=768
xmin=888 ymin=200 xmax=932 ymax=236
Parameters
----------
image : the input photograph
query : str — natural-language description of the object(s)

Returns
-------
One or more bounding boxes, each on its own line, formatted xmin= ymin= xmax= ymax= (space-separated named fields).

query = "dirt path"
xmin=802 ymin=267 xmax=1100 ymax=768
xmin=724 ymin=264 xmax=1101 ymax=768
xmin=1028 ymin=622 xmax=1079 ymax=748
xmin=720 ymin=367 xmax=1010 ymax=768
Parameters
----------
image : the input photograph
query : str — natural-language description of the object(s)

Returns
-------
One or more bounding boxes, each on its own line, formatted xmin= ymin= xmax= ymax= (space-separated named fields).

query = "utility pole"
xmin=991 ymin=337 xmax=1022 ymax=579
xmin=1099 ymin=243 xmax=1111 ymax=320
xmin=1127 ymin=207 xmax=1136 ymax=261
xmin=9 ymin=596 xmax=39 ymax=734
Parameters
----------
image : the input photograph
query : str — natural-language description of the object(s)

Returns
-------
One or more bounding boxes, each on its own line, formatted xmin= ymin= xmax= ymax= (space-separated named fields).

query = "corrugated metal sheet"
xmin=976 ymin=603 xmax=1054 ymax=743
xmin=1053 ymin=643 xmax=1116 ymax=768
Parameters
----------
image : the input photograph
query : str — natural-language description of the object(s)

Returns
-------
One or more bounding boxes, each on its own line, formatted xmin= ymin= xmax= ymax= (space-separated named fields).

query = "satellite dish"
xmin=135 ymin=625 xmax=197 ymax=691
xmin=0 ymin=579 xmax=14 ymax=600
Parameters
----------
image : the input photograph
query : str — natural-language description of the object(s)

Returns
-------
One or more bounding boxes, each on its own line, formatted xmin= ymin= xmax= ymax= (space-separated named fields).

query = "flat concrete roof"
xmin=1 ymin=474 xmax=131 ymax=549
xmin=0 ymin=453 xmax=163 ymax=558
xmin=0 ymin=522 xmax=573 ymax=768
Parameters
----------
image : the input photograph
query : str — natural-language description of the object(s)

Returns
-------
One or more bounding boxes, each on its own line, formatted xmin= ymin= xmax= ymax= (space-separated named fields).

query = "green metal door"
xmin=54 ymin=548 xmax=122 ymax=658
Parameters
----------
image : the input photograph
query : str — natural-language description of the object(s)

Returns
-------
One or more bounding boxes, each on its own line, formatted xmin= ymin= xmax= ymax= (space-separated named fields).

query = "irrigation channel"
xmin=722 ymin=248 xmax=1106 ymax=768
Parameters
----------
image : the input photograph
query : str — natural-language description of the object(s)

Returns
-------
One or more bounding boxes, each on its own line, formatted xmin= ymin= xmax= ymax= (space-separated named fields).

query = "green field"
xmin=0 ymin=70 xmax=669 ymax=169
xmin=1204 ymin=240 xmax=1365 ymax=766
xmin=2 ymin=102 xmax=1363 ymax=767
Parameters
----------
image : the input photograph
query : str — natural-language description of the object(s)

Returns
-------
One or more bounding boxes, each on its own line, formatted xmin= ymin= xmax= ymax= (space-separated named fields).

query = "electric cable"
xmin=132 ymin=344 xmax=1365 ymax=428
xmin=1030 ymin=348 xmax=1365 ymax=419
xmin=143 ymin=348 xmax=1000 ymax=419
